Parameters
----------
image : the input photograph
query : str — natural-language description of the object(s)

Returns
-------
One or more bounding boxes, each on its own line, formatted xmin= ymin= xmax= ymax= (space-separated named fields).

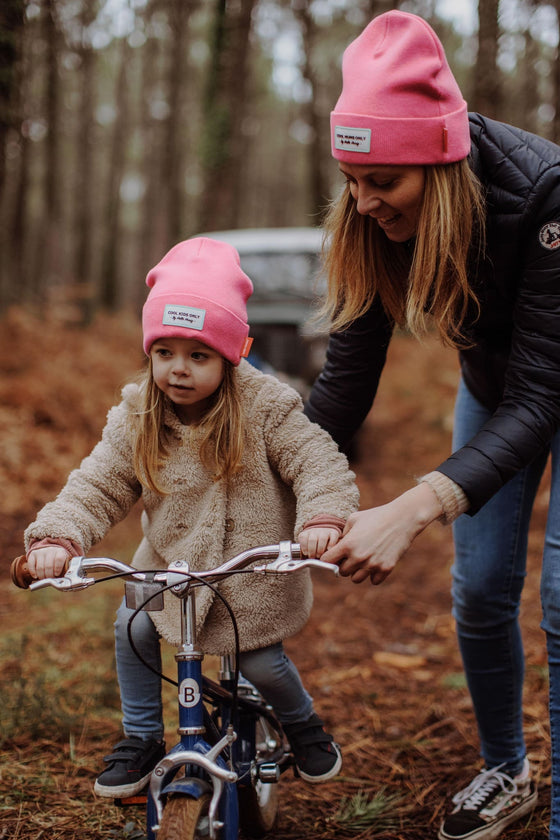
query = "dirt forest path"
xmin=0 ymin=310 xmax=552 ymax=839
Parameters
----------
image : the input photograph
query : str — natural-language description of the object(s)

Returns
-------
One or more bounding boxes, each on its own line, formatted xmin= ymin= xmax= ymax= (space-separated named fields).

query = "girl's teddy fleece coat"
xmin=25 ymin=361 xmax=359 ymax=654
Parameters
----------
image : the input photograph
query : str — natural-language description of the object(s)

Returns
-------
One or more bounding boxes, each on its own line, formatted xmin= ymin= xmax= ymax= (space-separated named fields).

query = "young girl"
xmin=24 ymin=236 xmax=359 ymax=798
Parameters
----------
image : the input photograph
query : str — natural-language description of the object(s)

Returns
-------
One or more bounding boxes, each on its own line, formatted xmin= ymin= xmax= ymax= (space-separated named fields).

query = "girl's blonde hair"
xmin=133 ymin=358 xmax=244 ymax=494
xmin=321 ymin=160 xmax=486 ymax=347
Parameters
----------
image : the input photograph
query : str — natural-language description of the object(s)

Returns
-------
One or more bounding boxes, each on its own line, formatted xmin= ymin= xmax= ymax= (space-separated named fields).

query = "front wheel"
xmin=157 ymin=793 xmax=211 ymax=840
xmin=238 ymin=715 xmax=281 ymax=837
xmin=238 ymin=780 xmax=279 ymax=838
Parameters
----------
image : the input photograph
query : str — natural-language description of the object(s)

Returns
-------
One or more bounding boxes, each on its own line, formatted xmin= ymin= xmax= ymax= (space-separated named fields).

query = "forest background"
xmin=2 ymin=0 xmax=560 ymax=318
xmin=1 ymin=1 xmax=560 ymax=838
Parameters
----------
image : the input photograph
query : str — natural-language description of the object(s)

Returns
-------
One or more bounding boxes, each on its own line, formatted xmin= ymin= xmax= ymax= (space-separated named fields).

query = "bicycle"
xmin=11 ymin=541 xmax=338 ymax=840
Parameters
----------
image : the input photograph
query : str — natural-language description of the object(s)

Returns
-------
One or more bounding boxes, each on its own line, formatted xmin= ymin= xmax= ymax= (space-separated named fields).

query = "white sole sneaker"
xmin=438 ymin=762 xmax=537 ymax=840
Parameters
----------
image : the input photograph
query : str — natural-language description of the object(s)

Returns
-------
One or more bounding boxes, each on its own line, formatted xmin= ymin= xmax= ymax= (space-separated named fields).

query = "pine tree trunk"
xmin=293 ymin=0 xmax=331 ymax=221
xmin=160 ymin=0 xmax=194 ymax=246
xmin=552 ymin=0 xmax=560 ymax=144
xmin=33 ymin=0 xmax=63 ymax=301
xmin=99 ymin=39 xmax=131 ymax=311
xmin=197 ymin=0 xmax=257 ymax=232
xmin=473 ymin=0 xmax=501 ymax=118
xmin=72 ymin=1 xmax=98 ymax=324
xmin=0 ymin=0 xmax=25 ymax=307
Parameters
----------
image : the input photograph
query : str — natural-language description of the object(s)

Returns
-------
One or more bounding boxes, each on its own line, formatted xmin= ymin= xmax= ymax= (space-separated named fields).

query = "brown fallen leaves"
xmin=0 ymin=309 xmax=552 ymax=838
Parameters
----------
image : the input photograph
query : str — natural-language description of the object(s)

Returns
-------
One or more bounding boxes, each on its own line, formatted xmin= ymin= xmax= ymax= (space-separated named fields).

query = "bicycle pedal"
xmin=115 ymin=793 xmax=148 ymax=807
xmin=256 ymin=762 xmax=281 ymax=783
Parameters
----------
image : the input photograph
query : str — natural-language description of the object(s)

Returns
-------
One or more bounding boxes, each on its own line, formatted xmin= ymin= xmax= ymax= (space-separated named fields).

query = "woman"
xmin=304 ymin=10 xmax=560 ymax=840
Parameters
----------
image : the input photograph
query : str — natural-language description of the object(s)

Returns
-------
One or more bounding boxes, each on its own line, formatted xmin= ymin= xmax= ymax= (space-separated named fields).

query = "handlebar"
xmin=10 ymin=553 xmax=142 ymax=590
xmin=10 ymin=541 xmax=339 ymax=592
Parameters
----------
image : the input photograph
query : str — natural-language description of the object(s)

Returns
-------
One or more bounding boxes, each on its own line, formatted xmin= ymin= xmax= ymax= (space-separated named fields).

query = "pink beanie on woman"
xmin=142 ymin=237 xmax=253 ymax=365
xmin=331 ymin=10 xmax=470 ymax=165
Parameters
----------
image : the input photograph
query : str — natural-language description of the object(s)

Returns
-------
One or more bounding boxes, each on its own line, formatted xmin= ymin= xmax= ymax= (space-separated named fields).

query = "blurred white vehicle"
xmin=201 ymin=227 xmax=328 ymax=384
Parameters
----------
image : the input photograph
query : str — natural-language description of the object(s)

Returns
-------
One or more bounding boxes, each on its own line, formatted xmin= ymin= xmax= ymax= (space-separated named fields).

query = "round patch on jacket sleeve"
xmin=538 ymin=221 xmax=560 ymax=250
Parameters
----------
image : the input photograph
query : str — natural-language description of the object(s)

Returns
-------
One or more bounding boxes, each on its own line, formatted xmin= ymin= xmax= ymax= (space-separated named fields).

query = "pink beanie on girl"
xmin=331 ymin=10 xmax=470 ymax=165
xmin=142 ymin=237 xmax=253 ymax=365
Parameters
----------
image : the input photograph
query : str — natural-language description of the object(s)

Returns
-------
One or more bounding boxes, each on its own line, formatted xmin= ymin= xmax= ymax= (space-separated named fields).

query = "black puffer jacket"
xmin=305 ymin=114 xmax=560 ymax=513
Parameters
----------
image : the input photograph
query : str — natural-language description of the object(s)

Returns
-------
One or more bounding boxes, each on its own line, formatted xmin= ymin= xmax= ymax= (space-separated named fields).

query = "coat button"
xmin=225 ymin=518 xmax=235 ymax=532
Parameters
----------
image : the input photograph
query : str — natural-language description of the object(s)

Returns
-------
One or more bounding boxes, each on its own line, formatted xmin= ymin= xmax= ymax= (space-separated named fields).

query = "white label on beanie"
xmin=334 ymin=125 xmax=371 ymax=153
xmin=162 ymin=303 xmax=206 ymax=330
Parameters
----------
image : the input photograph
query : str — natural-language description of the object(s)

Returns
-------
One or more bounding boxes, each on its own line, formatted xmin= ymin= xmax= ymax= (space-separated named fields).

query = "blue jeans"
xmin=114 ymin=598 xmax=313 ymax=741
xmin=452 ymin=378 xmax=560 ymax=838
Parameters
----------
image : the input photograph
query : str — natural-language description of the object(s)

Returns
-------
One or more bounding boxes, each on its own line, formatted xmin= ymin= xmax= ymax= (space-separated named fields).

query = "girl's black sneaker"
xmin=283 ymin=713 xmax=342 ymax=783
xmin=94 ymin=736 xmax=166 ymax=798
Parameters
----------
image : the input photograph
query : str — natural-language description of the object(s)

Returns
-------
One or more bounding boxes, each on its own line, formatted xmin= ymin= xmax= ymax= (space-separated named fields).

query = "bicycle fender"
xmin=146 ymin=778 xmax=215 ymax=840
xmin=162 ymin=776 xmax=212 ymax=800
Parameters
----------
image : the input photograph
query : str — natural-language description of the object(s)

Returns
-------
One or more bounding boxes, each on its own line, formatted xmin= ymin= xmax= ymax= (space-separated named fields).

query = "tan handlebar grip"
xmin=10 ymin=555 xmax=36 ymax=589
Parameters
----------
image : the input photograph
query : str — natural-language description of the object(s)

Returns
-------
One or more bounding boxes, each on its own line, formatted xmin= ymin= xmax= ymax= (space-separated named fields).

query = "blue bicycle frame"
xmin=146 ymin=569 xmax=239 ymax=840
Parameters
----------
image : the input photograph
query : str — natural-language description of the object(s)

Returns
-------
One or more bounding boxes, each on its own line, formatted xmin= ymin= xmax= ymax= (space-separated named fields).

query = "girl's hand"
xmin=298 ymin=527 xmax=340 ymax=559
xmin=27 ymin=546 xmax=71 ymax=579
xmin=320 ymin=484 xmax=443 ymax=585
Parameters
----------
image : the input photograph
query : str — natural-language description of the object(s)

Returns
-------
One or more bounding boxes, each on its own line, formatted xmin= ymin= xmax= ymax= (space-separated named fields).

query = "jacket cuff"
xmin=417 ymin=471 xmax=470 ymax=525
xmin=26 ymin=537 xmax=84 ymax=559
xmin=299 ymin=514 xmax=347 ymax=535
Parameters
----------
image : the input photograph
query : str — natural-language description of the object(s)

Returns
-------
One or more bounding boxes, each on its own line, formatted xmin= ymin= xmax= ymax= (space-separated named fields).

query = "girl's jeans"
xmin=113 ymin=597 xmax=313 ymax=742
xmin=452 ymin=378 xmax=560 ymax=838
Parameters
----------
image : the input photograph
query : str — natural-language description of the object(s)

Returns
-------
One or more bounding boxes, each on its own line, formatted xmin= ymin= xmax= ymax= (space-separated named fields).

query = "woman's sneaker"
xmin=94 ymin=736 xmax=166 ymax=797
xmin=283 ymin=713 xmax=342 ymax=783
xmin=438 ymin=759 xmax=537 ymax=840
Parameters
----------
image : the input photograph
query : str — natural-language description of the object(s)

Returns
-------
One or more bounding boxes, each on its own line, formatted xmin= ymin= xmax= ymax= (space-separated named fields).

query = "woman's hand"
xmin=27 ymin=546 xmax=71 ymax=579
xmin=321 ymin=484 xmax=443 ymax=584
xmin=298 ymin=527 xmax=341 ymax=559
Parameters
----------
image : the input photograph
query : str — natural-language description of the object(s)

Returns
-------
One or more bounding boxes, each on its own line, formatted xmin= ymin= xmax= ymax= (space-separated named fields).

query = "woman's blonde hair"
xmin=321 ymin=159 xmax=486 ymax=346
xmin=133 ymin=359 xmax=244 ymax=494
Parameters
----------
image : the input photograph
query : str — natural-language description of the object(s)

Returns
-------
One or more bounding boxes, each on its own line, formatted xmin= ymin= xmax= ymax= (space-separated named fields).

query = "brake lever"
xmin=29 ymin=575 xmax=96 ymax=591
xmin=29 ymin=556 xmax=97 ymax=592
xmin=253 ymin=557 xmax=339 ymax=575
